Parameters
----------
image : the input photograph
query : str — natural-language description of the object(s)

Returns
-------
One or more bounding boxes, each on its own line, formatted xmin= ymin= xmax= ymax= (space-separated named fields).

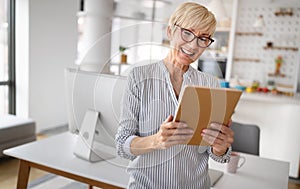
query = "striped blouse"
xmin=115 ymin=60 xmax=231 ymax=189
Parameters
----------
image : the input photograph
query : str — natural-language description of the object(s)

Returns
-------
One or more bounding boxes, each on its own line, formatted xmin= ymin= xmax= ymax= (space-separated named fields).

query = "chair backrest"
xmin=231 ymin=122 xmax=260 ymax=155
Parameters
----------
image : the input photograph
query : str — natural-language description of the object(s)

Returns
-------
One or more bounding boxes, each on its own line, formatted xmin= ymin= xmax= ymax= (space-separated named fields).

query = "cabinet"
xmin=209 ymin=28 xmax=231 ymax=54
xmin=198 ymin=25 xmax=232 ymax=79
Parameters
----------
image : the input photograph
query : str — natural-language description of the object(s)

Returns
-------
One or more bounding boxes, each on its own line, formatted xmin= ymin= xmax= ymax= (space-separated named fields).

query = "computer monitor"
xmin=64 ymin=68 xmax=128 ymax=161
xmin=198 ymin=58 xmax=227 ymax=79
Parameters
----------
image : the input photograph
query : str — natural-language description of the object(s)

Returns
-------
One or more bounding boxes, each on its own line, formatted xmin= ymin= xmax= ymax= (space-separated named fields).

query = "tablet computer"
xmin=174 ymin=86 xmax=242 ymax=146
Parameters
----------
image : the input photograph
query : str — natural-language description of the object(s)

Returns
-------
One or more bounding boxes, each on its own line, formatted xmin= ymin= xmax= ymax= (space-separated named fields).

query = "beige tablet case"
xmin=174 ymin=86 xmax=242 ymax=146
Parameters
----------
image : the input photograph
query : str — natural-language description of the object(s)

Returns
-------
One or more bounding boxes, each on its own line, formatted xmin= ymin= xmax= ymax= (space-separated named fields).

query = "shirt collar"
xmin=159 ymin=59 xmax=194 ymax=77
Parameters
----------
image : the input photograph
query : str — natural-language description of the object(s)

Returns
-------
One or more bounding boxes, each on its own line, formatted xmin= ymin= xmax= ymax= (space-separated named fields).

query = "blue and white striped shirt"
xmin=116 ymin=60 xmax=230 ymax=189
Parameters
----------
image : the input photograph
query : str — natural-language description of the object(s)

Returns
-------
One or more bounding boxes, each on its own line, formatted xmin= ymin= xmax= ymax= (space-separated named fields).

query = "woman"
xmin=115 ymin=2 xmax=234 ymax=189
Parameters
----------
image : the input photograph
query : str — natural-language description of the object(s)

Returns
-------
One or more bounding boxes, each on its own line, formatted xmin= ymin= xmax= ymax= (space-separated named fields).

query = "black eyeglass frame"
xmin=174 ymin=25 xmax=215 ymax=48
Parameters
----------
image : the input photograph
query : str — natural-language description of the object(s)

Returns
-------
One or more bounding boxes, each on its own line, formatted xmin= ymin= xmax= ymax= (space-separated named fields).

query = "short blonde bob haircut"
xmin=168 ymin=2 xmax=216 ymax=36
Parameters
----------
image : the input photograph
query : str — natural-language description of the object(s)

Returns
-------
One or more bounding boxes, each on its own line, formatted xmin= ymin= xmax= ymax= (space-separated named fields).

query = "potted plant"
xmin=119 ymin=46 xmax=128 ymax=64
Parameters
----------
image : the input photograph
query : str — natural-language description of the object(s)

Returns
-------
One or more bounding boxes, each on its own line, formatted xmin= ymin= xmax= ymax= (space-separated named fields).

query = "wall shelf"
xmin=234 ymin=58 xmax=260 ymax=62
xmin=263 ymin=46 xmax=298 ymax=51
xmin=274 ymin=11 xmax=293 ymax=16
xmin=268 ymin=73 xmax=286 ymax=77
xmin=276 ymin=83 xmax=294 ymax=89
xmin=233 ymin=58 xmax=260 ymax=62
xmin=236 ymin=32 xmax=263 ymax=36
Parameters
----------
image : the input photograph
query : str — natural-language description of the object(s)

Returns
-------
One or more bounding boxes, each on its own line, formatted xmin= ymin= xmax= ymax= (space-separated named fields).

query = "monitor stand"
xmin=73 ymin=109 xmax=116 ymax=162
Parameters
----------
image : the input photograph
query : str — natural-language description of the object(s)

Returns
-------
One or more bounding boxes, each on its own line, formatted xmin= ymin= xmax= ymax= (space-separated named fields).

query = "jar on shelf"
xmin=119 ymin=46 xmax=128 ymax=64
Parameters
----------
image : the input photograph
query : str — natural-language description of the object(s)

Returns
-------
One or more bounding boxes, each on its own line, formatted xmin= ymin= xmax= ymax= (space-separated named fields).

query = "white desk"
xmin=4 ymin=132 xmax=129 ymax=189
xmin=209 ymin=153 xmax=289 ymax=189
xmin=4 ymin=132 xmax=289 ymax=189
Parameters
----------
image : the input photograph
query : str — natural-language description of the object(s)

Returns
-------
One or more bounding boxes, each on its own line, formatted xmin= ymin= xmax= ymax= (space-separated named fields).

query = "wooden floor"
xmin=0 ymin=134 xmax=49 ymax=189
xmin=1 ymin=134 xmax=299 ymax=189
xmin=0 ymin=157 xmax=48 ymax=189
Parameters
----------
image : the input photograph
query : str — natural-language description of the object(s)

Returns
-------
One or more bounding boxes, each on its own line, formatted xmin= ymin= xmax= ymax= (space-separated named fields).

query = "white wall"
xmin=298 ymin=58 xmax=300 ymax=92
xmin=16 ymin=0 xmax=79 ymax=132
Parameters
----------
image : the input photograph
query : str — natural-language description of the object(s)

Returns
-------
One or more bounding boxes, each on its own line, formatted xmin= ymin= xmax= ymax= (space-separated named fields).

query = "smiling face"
xmin=166 ymin=2 xmax=216 ymax=67
xmin=167 ymin=25 xmax=211 ymax=66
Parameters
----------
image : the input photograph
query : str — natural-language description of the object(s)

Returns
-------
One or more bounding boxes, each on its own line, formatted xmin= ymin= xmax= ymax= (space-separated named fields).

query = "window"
xmin=0 ymin=0 xmax=15 ymax=114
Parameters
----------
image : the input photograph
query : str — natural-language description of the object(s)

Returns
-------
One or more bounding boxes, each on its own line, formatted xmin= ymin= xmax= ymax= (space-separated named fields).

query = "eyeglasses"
xmin=174 ymin=25 xmax=214 ymax=48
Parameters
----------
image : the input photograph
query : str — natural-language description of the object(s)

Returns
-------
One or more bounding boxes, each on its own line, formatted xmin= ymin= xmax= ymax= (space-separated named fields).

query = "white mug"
xmin=225 ymin=151 xmax=246 ymax=173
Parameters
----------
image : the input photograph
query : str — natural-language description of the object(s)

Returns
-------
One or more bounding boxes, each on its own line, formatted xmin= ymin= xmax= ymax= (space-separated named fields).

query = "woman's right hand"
xmin=152 ymin=115 xmax=194 ymax=149
xmin=130 ymin=115 xmax=194 ymax=156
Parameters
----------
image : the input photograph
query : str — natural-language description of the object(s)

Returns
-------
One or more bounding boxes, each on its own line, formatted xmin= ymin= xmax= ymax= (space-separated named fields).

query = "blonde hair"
xmin=168 ymin=2 xmax=216 ymax=36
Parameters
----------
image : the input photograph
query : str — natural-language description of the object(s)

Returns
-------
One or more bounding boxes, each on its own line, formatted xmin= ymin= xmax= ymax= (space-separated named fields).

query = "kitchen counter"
xmin=240 ymin=92 xmax=300 ymax=105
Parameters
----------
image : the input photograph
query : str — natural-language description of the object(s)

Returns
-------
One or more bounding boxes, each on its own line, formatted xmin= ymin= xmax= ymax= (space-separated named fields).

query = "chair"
xmin=230 ymin=122 xmax=260 ymax=155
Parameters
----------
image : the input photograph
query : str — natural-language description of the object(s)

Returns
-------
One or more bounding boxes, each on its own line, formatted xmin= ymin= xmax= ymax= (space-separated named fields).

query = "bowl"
xmin=235 ymin=85 xmax=246 ymax=91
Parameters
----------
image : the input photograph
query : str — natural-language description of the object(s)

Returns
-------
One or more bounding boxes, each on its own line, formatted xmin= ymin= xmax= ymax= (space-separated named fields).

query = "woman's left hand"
xmin=201 ymin=121 xmax=234 ymax=156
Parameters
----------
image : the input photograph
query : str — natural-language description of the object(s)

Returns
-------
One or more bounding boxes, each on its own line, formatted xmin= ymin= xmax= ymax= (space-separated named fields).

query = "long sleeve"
xmin=208 ymin=146 xmax=231 ymax=163
xmin=115 ymin=70 xmax=140 ymax=160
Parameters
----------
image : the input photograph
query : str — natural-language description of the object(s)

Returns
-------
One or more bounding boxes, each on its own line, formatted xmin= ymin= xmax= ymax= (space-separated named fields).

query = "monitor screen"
xmin=198 ymin=58 xmax=227 ymax=79
xmin=65 ymin=68 xmax=127 ymax=148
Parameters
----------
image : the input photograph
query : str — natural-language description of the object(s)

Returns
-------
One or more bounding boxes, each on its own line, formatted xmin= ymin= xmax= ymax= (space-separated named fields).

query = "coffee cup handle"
xmin=237 ymin=156 xmax=246 ymax=169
